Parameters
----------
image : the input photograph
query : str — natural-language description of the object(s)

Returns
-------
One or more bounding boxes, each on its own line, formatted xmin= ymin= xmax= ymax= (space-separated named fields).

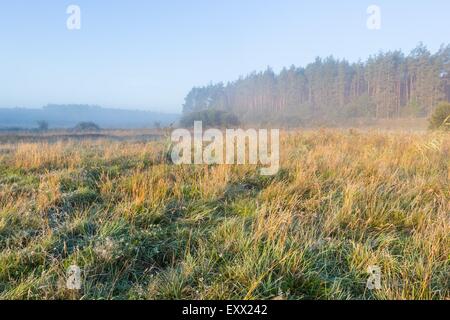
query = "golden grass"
xmin=0 ymin=129 xmax=448 ymax=300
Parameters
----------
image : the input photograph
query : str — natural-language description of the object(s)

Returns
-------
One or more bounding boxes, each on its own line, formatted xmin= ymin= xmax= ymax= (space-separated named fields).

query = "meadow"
xmin=0 ymin=129 xmax=448 ymax=300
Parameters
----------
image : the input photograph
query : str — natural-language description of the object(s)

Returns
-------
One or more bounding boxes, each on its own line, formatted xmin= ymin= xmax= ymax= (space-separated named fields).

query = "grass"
xmin=0 ymin=129 xmax=448 ymax=300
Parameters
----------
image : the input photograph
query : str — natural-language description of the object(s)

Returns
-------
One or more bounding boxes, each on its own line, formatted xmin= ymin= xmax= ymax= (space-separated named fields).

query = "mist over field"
xmin=0 ymin=105 xmax=179 ymax=129
xmin=4 ymin=43 xmax=449 ymax=131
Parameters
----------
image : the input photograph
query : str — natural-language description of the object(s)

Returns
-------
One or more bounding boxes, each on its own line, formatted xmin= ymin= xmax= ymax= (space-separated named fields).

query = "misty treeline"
xmin=0 ymin=104 xmax=178 ymax=129
xmin=183 ymin=44 xmax=450 ymax=125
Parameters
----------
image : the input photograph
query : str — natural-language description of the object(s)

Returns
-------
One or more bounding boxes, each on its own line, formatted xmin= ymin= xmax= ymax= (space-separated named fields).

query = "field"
xmin=0 ymin=129 xmax=448 ymax=300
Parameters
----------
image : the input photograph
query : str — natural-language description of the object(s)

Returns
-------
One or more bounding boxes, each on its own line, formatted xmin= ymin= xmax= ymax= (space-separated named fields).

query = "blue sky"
xmin=0 ymin=0 xmax=449 ymax=113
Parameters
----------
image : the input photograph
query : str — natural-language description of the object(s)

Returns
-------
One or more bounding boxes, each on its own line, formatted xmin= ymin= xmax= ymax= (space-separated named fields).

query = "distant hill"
xmin=0 ymin=105 xmax=179 ymax=129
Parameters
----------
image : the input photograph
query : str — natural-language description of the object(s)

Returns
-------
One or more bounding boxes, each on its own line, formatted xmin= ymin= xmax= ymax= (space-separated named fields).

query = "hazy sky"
xmin=1 ymin=0 xmax=449 ymax=113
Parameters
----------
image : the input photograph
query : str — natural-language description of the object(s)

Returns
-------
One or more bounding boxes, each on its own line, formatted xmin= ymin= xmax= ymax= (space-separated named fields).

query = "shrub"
xmin=36 ymin=120 xmax=49 ymax=131
xmin=345 ymin=95 xmax=377 ymax=118
xmin=429 ymin=102 xmax=450 ymax=130
xmin=73 ymin=122 xmax=101 ymax=131
xmin=180 ymin=109 xmax=240 ymax=128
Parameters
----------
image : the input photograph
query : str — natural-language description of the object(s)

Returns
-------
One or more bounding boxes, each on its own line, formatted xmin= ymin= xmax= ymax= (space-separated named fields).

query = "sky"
xmin=0 ymin=0 xmax=449 ymax=114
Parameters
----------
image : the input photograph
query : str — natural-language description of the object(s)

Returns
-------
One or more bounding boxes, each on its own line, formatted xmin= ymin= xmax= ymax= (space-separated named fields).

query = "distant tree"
xmin=429 ymin=102 xmax=450 ymax=130
xmin=153 ymin=121 xmax=162 ymax=130
xmin=73 ymin=122 xmax=101 ymax=131
xmin=37 ymin=120 xmax=49 ymax=131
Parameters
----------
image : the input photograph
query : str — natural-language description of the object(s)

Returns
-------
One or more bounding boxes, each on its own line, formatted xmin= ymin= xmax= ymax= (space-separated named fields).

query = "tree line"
xmin=183 ymin=44 xmax=450 ymax=125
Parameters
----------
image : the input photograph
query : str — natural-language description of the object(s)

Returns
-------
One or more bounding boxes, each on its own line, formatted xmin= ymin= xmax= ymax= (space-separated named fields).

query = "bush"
xmin=73 ymin=122 xmax=101 ymax=131
xmin=36 ymin=120 xmax=49 ymax=131
xmin=180 ymin=109 xmax=240 ymax=128
xmin=429 ymin=102 xmax=450 ymax=130
xmin=345 ymin=95 xmax=377 ymax=118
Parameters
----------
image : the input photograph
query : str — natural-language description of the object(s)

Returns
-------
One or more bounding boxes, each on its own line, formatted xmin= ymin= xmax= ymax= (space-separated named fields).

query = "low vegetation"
xmin=429 ymin=102 xmax=450 ymax=130
xmin=73 ymin=122 xmax=101 ymax=132
xmin=180 ymin=109 xmax=240 ymax=128
xmin=0 ymin=129 xmax=448 ymax=299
